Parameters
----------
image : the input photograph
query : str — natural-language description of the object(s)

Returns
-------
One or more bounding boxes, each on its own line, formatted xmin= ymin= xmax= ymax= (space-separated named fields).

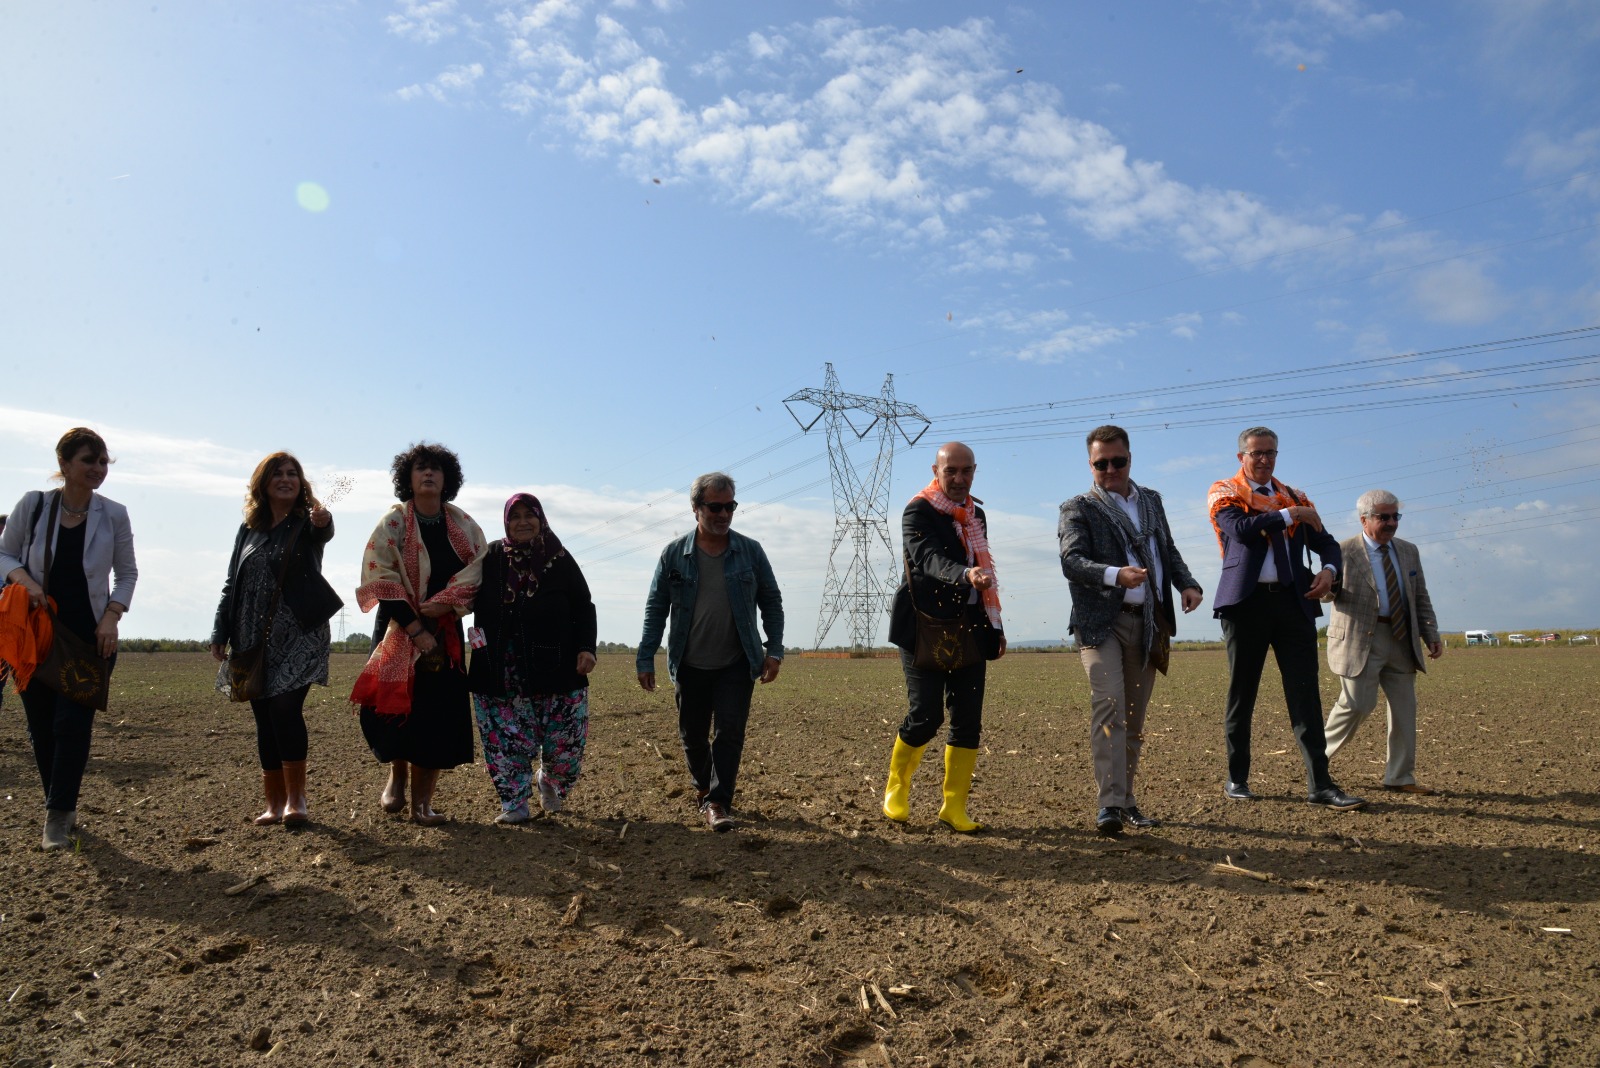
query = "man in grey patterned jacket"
xmin=1059 ymin=425 xmax=1203 ymax=836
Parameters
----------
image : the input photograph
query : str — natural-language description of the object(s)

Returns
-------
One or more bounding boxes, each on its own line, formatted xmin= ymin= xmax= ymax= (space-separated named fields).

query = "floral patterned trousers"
xmin=473 ymin=688 xmax=589 ymax=807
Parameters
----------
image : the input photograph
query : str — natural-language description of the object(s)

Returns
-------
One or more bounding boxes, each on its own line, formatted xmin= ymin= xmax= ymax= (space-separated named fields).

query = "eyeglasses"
xmin=700 ymin=501 xmax=738 ymax=514
xmin=1245 ymin=450 xmax=1278 ymax=460
xmin=1366 ymin=511 xmax=1402 ymax=523
xmin=1091 ymin=456 xmax=1129 ymax=472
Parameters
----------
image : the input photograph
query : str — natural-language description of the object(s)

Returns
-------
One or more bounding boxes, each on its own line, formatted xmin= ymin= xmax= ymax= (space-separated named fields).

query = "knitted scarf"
xmin=913 ymin=480 xmax=1003 ymax=631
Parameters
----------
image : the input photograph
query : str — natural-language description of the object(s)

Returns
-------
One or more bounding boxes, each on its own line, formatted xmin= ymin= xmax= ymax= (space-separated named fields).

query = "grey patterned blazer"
xmin=1058 ymin=483 xmax=1199 ymax=663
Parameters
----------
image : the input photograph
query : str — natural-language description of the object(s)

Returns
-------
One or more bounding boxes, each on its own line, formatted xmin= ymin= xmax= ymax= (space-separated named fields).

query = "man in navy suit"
xmin=1207 ymin=427 xmax=1365 ymax=811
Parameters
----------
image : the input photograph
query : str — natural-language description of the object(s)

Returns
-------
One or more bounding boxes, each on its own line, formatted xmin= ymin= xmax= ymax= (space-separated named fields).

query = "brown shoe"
xmin=702 ymin=802 xmax=735 ymax=832
xmin=1383 ymin=783 xmax=1437 ymax=795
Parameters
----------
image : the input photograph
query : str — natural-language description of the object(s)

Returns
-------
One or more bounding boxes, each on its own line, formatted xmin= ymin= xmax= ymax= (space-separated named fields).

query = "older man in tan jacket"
xmin=1323 ymin=490 xmax=1443 ymax=794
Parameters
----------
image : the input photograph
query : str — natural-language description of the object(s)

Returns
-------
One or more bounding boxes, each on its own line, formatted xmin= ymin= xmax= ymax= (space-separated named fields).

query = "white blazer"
xmin=0 ymin=490 xmax=139 ymax=622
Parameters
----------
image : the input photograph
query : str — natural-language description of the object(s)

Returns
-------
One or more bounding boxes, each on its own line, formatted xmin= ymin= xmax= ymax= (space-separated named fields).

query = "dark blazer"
xmin=888 ymin=498 xmax=1003 ymax=656
xmin=467 ymin=542 xmax=597 ymax=697
xmin=1210 ymin=485 xmax=1341 ymax=622
xmin=211 ymin=516 xmax=334 ymax=647
xmin=1058 ymin=486 xmax=1199 ymax=651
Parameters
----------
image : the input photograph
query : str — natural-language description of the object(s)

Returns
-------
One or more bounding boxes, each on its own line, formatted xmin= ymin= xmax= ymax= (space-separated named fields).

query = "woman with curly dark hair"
xmin=351 ymin=442 xmax=486 ymax=824
xmin=210 ymin=452 xmax=334 ymax=827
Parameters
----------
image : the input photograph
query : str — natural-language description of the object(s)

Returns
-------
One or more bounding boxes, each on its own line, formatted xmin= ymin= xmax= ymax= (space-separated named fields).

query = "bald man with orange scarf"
xmin=882 ymin=442 xmax=1007 ymax=833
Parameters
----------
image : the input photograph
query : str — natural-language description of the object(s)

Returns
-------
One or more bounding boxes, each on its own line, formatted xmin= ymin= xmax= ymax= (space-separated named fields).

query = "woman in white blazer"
xmin=0 ymin=427 xmax=138 ymax=850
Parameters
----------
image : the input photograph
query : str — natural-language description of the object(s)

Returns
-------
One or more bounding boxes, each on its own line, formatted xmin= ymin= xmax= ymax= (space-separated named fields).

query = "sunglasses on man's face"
xmin=1091 ymin=456 xmax=1129 ymax=472
xmin=700 ymin=501 xmax=738 ymax=514
xmin=1368 ymin=512 xmax=1402 ymax=523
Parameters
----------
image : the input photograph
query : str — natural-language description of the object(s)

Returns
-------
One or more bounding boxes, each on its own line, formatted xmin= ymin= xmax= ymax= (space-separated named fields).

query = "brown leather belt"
xmin=1376 ymin=614 xmax=1393 ymax=623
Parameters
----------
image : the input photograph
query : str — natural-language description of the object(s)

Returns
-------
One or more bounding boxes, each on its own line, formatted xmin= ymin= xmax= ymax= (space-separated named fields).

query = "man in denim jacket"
xmin=637 ymin=472 xmax=784 ymax=832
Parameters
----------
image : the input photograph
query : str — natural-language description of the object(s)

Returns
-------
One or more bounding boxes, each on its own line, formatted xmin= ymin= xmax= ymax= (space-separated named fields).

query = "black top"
xmin=887 ymin=497 xmax=1003 ymax=656
xmin=466 ymin=541 xmax=597 ymax=697
xmin=49 ymin=521 xmax=96 ymax=641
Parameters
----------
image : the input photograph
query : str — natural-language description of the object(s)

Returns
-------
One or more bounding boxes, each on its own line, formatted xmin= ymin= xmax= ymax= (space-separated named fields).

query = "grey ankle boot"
xmin=42 ymin=809 xmax=76 ymax=851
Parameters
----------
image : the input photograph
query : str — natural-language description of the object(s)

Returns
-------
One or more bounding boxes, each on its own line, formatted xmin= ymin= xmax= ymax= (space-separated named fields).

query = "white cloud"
xmin=386 ymin=0 xmax=461 ymax=44
xmin=1509 ymin=126 xmax=1600 ymax=181
xmin=1016 ymin=322 xmax=1139 ymax=364
xmin=1241 ymin=0 xmax=1404 ymax=68
xmin=1409 ymin=260 xmax=1509 ymax=325
xmin=396 ymin=62 xmax=485 ymax=103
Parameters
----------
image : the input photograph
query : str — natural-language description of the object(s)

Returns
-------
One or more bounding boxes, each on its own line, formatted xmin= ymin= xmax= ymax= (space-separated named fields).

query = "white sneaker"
xmin=494 ymin=803 xmax=531 ymax=826
xmin=536 ymin=768 xmax=564 ymax=814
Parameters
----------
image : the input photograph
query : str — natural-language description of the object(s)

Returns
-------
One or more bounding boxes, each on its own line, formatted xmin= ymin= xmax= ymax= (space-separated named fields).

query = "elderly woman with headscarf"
xmin=467 ymin=494 xmax=597 ymax=824
xmin=351 ymin=442 xmax=486 ymax=825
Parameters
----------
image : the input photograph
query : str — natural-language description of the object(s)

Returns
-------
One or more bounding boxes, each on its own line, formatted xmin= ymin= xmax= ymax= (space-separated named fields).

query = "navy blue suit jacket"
xmin=1211 ymin=494 xmax=1341 ymax=622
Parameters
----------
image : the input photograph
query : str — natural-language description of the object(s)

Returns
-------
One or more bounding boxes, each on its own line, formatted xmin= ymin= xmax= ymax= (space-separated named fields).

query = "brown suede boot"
xmin=380 ymin=760 xmax=409 ymax=814
xmin=281 ymin=760 xmax=309 ymax=826
xmin=255 ymin=770 xmax=287 ymax=826
xmin=410 ymin=767 xmax=448 ymax=826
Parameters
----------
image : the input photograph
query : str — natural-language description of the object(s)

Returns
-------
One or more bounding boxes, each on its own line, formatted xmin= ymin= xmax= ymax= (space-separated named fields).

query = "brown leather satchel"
xmin=904 ymin=550 xmax=983 ymax=672
xmin=33 ymin=492 xmax=112 ymax=711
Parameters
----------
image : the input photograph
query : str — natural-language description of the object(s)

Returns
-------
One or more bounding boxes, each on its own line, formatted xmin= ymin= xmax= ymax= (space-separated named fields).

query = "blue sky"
xmin=3 ymin=0 xmax=1598 ymax=644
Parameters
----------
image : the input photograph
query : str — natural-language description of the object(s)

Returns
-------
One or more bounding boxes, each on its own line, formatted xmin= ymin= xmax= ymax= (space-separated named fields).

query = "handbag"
xmin=283 ymin=554 xmax=343 ymax=628
xmin=904 ymin=550 xmax=984 ymax=672
xmin=226 ymin=519 xmax=304 ymax=702
xmin=33 ymin=491 xmax=113 ymax=712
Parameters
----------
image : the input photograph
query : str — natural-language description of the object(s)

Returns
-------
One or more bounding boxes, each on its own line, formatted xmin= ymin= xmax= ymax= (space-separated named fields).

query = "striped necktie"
xmin=1379 ymin=544 xmax=1408 ymax=646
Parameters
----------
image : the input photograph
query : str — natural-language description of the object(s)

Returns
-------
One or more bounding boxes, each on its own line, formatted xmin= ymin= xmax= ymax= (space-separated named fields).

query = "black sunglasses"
xmin=1091 ymin=456 xmax=1129 ymax=472
xmin=700 ymin=501 xmax=738 ymax=514
xmin=1368 ymin=511 xmax=1402 ymax=523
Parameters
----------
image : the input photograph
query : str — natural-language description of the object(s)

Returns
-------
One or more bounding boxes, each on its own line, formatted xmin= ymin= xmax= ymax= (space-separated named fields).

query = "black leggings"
xmin=251 ymin=685 xmax=310 ymax=770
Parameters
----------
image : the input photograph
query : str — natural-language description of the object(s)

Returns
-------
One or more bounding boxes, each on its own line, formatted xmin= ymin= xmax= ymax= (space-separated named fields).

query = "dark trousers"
xmin=21 ymin=682 xmax=101 ymax=811
xmin=251 ymin=685 xmax=311 ymax=770
xmin=1220 ymin=587 xmax=1332 ymax=794
xmin=897 ymin=647 xmax=987 ymax=750
xmin=673 ymin=661 xmax=756 ymax=807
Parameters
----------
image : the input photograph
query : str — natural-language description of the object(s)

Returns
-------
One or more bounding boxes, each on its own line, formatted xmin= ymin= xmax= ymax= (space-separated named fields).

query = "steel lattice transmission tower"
xmin=785 ymin=364 xmax=930 ymax=650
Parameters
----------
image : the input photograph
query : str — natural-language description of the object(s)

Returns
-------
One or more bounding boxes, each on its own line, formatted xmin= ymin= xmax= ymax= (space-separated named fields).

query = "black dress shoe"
xmin=1308 ymin=786 xmax=1367 ymax=811
xmin=1223 ymin=781 xmax=1258 ymax=801
xmin=1122 ymin=805 xmax=1160 ymax=829
xmin=1096 ymin=807 xmax=1123 ymax=836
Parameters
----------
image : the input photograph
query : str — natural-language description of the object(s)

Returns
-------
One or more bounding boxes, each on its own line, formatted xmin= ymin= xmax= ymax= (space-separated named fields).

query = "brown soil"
xmin=3 ymin=650 xmax=1597 ymax=1067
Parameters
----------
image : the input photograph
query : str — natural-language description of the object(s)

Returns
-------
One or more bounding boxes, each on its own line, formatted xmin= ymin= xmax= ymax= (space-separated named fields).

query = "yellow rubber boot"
xmin=882 ymin=737 xmax=928 ymax=822
xmin=937 ymin=745 xmax=986 ymax=833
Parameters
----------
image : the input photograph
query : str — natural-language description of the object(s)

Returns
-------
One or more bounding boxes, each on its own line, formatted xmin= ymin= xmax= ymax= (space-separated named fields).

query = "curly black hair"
xmin=390 ymin=441 xmax=465 ymax=503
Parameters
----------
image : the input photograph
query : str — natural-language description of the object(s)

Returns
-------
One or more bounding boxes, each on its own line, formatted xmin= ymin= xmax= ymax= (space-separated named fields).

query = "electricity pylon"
xmin=784 ymin=364 xmax=930 ymax=650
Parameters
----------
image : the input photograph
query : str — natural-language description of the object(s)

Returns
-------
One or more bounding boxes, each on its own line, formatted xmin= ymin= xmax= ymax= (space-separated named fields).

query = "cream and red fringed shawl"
xmin=349 ymin=502 xmax=488 ymax=716
xmin=913 ymin=480 xmax=1003 ymax=631
xmin=1205 ymin=471 xmax=1312 ymax=557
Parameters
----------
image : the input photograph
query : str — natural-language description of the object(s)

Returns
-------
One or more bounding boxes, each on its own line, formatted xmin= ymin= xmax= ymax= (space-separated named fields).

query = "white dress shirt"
xmin=1099 ymin=485 xmax=1163 ymax=605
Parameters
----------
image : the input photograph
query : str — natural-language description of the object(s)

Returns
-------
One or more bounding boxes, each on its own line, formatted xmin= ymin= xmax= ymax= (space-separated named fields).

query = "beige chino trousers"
xmin=1079 ymin=610 xmax=1157 ymax=810
xmin=1323 ymin=624 xmax=1421 ymax=787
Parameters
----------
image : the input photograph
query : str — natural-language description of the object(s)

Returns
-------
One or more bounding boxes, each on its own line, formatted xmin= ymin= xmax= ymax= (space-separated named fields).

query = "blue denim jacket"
xmin=636 ymin=529 xmax=784 ymax=682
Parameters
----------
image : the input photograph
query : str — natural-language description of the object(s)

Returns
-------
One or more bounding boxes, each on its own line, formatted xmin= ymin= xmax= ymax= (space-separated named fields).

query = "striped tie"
xmin=1379 ymin=544 xmax=1409 ymax=647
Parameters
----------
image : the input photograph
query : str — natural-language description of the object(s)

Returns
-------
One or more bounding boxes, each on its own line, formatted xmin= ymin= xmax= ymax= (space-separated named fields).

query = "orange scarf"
xmin=1206 ymin=470 xmax=1311 ymax=557
xmin=0 ymin=583 xmax=53 ymax=691
xmin=913 ymin=480 xmax=1003 ymax=630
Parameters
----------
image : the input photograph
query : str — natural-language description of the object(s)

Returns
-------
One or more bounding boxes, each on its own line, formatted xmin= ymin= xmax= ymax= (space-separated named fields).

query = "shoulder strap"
xmin=39 ymin=492 xmax=60 ymax=596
